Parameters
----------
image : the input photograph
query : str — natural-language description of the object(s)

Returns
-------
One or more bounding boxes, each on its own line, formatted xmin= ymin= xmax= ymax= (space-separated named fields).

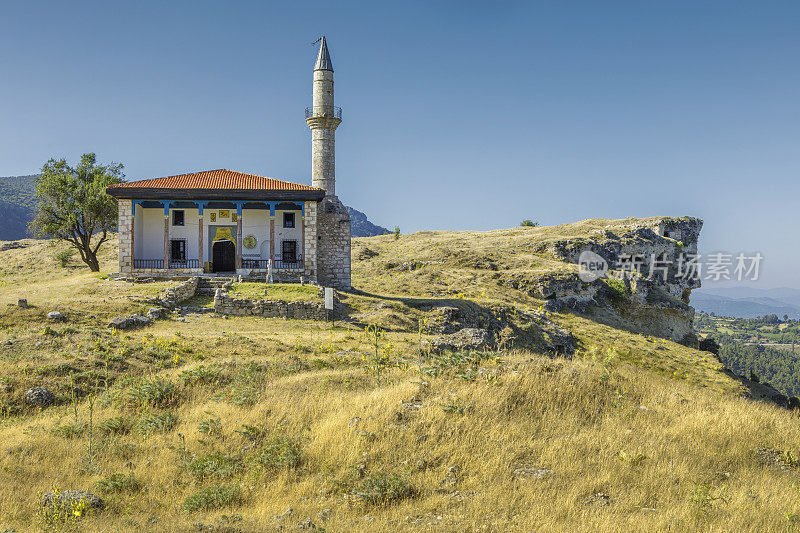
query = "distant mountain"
xmin=693 ymin=288 xmax=800 ymax=319
xmin=346 ymin=206 xmax=389 ymax=237
xmin=0 ymin=173 xmax=389 ymax=241
xmin=0 ymin=174 xmax=38 ymax=240
xmin=697 ymin=287 xmax=800 ymax=308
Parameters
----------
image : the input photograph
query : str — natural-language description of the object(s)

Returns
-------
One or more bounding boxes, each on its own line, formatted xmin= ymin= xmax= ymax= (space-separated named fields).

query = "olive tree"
xmin=30 ymin=153 xmax=124 ymax=271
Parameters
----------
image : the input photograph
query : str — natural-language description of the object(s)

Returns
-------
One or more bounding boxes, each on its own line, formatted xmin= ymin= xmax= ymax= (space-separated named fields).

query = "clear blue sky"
xmin=1 ymin=1 xmax=798 ymax=287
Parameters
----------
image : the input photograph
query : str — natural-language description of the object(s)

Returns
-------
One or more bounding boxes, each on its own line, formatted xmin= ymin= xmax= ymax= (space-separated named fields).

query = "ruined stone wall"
xmin=316 ymin=196 xmax=351 ymax=289
xmin=159 ymin=277 xmax=199 ymax=307
xmin=213 ymin=293 xmax=329 ymax=320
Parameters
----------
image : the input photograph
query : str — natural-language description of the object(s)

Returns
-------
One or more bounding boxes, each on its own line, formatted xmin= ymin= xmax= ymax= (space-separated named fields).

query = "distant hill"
xmin=347 ymin=206 xmax=389 ymax=237
xmin=0 ymin=174 xmax=38 ymax=240
xmin=693 ymin=288 xmax=800 ymax=318
xmin=0 ymin=173 xmax=389 ymax=240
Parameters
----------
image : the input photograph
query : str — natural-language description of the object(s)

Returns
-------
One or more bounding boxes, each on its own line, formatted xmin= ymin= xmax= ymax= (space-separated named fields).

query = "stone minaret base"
xmin=316 ymin=196 xmax=351 ymax=289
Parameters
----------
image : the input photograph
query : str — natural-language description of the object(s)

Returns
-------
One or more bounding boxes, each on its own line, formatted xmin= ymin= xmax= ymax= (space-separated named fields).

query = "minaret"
xmin=306 ymin=36 xmax=341 ymax=196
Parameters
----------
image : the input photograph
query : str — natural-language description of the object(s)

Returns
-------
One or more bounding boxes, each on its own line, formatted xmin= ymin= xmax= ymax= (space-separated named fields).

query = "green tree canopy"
xmin=29 ymin=153 xmax=124 ymax=271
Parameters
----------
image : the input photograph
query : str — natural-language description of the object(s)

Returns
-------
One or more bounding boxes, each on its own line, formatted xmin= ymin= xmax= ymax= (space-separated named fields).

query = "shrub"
xmin=134 ymin=412 xmax=177 ymax=435
xmin=393 ymin=226 xmax=401 ymax=240
xmin=52 ymin=248 xmax=75 ymax=267
xmin=182 ymin=485 xmax=242 ymax=512
xmin=179 ymin=365 xmax=227 ymax=387
xmin=97 ymin=473 xmax=140 ymax=494
xmin=603 ymin=277 xmax=630 ymax=305
xmin=352 ymin=472 xmax=416 ymax=505
xmin=251 ymin=436 xmax=303 ymax=471
xmin=51 ymin=424 xmax=85 ymax=439
xmin=198 ymin=417 xmax=222 ymax=437
xmin=120 ymin=378 xmax=179 ymax=411
xmin=187 ymin=453 xmax=241 ymax=483
xmin=98 ymin=417 xmax=131 ymax=435
xmin=520 ymin=220 xmax=539 ymax=227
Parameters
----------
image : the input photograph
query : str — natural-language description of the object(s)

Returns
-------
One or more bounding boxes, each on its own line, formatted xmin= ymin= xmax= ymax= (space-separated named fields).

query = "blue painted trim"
xmin=235 ymin=202 xmax=243 ymax=217
xmin=269 ymin=202 xmax=276 ymax=217
xmin=163 ymin=201 xmax=172 ymax=217
xmin=301 ymin=203 xmax=305 ymax=219
xmin=197 ymin=201 xmax=205 ymax=216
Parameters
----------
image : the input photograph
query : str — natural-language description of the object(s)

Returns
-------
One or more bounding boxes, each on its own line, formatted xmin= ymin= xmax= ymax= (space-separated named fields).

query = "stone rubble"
xmin=24 ymin=387 xmax=55 ymax=407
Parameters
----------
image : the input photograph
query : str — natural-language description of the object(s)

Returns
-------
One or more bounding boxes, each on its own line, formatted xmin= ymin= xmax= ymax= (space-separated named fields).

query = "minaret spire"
xmin=314 ymin=36 xmax=333 ymax=72
xmin=306 ymin=36 xmax=341 ymax=196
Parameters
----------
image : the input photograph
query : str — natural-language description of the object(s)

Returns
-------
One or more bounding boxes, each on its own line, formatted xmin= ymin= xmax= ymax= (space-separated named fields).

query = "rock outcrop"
xmin=505 ymin=217 xmax=703 ymax=347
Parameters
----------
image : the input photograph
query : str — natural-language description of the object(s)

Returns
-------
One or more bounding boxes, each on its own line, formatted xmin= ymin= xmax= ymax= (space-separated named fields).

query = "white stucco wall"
xmin=274 ymin=209 xmax=303 ymax=260
xmin=139 ymin=207 xmax=165 ymax=260
xmin=168 ymin=208 xmax=199 ymax=260
xmin=133 ymin=205 xmax=303 ymax=265
xmin=241 ymin=209 xmax=270 ymax=259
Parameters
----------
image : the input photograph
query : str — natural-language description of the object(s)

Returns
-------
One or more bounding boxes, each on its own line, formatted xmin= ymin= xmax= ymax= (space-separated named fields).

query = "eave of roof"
xmin=107 ymin=187 xmax=325 ymax=201
xmin=106 ymin=169 xmax=326 ymax=201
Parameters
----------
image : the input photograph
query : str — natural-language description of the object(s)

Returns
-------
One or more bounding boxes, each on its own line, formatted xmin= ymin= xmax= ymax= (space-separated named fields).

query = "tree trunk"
xmin=81 ymin=246 xmax=100 ymax=272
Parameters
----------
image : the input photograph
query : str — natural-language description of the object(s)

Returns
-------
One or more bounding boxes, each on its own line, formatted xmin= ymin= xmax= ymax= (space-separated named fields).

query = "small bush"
xmin=120 ymin=378 xmax=179 ymax=411
xmin=134 ymin=412 xmax=177 ymax=435
xmin=98 ymin=417 xmax=131 ymax=436
xmin=187 ymin=453 xmax=241 ymax=483
xmin=352 ymin=472 xmax=416 ymax=505
xmin=53 ymin=248 xmax=75 ymax=267
xmin=51 ymin=424 xmax=85 ymax=439
xmin=182 ymin=485 xmax=241 ymax=512
xmin=198 ymin=417 xmax=222 ymax=437
xmin=251 ymin=436 xmax=303 ymax=471
xmin=179 ymin=365 xmax=227 ymax=387
xmin=520 ymin=220 xmax=539 ymax=227
xmin=97 ymin=473 xmax=140 ymax=494
xmin=393 ymin=226 xmax=401 ymax=240
xmin=603 ymin=277 xmax=631 ymax=304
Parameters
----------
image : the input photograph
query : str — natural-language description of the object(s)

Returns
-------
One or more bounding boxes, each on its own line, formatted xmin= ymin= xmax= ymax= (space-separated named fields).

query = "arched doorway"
xmin=212 ymin=240 xmax=235 ymax=272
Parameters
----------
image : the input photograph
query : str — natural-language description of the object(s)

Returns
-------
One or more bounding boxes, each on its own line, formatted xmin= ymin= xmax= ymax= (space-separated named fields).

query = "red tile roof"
xmin=109 ymin=169 xmax=322 ymax=191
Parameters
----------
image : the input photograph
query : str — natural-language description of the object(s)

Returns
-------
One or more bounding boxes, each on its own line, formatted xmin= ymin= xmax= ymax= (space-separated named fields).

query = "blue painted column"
xmin=131 ymin=201 xmax=141 ymax=268
xmin=197 ymin=202 xmax=206 ymax=272
xmin=235 ymin=202 xmax=243 ymax=270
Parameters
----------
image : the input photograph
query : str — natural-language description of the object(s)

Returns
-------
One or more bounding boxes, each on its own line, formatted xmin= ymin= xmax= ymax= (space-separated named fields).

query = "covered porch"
xmin=123 ymin=199 xmax=317 ymax=279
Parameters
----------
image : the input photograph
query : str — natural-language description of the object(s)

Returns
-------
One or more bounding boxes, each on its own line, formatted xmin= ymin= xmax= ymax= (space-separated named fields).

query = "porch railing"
xmin=169 ymin=259 xmax=200 ymax=269
xmin=275 ymin=259 xmax=303 ymax=270
xmin=134 ymin=259 xmax=164 ymax=269
xmin=134 ymin=259 xmax=202 ymax=269
xmin=242 ymin=259 xmax=304 ymax=270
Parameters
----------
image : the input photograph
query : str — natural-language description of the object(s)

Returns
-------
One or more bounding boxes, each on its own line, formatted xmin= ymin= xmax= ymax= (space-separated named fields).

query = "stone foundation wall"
xmin=131 ymin=268 xmax=203 ymax=278
xmin=317 ymin=196 xmax=351 ymax=289
xmin=213 ymin=293 xmax=329 ymax=320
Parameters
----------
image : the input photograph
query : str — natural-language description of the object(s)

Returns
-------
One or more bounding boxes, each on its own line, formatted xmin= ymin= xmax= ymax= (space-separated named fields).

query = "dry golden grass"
xmin=0 ymin=222 xmax=794 ymax=532
xmin=2 ymin=352 xmax=799 ymax=532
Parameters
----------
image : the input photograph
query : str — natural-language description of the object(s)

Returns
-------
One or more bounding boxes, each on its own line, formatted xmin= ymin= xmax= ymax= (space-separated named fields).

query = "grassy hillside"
xmin=0 ymin=222 xmax=799 ymax=532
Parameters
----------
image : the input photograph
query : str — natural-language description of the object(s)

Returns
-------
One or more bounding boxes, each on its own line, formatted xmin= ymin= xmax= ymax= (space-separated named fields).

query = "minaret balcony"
xmin=305 ymin=106 xmax=342 ymax=120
